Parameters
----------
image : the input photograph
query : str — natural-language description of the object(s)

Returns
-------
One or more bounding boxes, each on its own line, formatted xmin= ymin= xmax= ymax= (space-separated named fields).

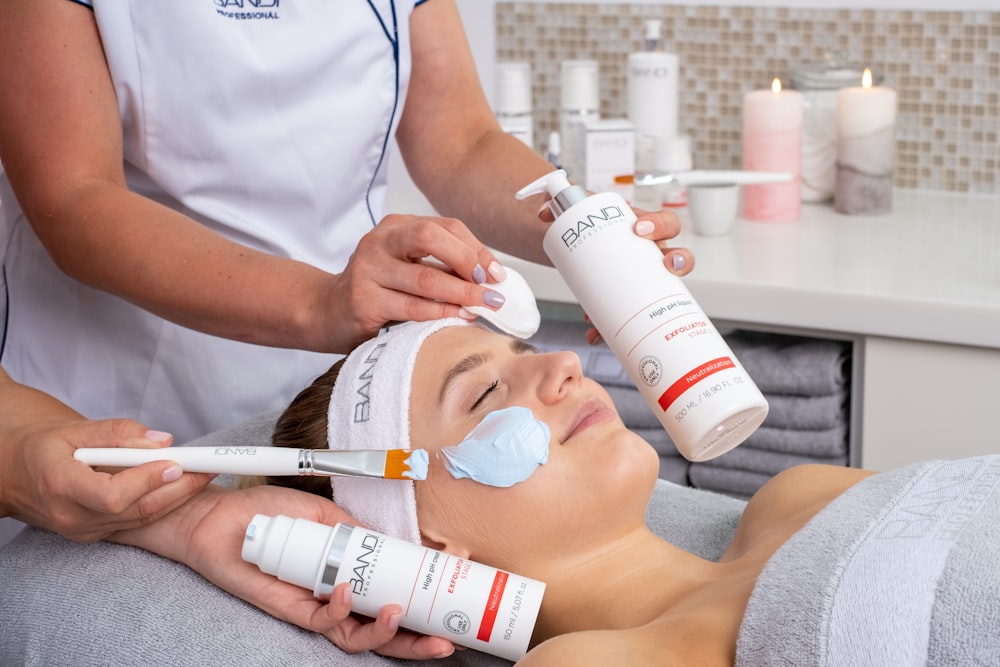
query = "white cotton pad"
xmin=465 ymin=266 xmax=541 ymax=339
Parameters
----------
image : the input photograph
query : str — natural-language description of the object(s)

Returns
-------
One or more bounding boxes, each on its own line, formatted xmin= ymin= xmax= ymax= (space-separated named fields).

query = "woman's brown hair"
xmin=263 ymin=359 xmax=346 ymax=500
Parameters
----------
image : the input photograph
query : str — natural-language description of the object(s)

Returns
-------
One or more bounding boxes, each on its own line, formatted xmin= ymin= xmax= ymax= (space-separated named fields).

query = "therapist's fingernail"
xmin=671 ymin=254 xmax=686 ymax=272
xmin=488 ymin=261 xmax=507 ymax=282
xmin=471 ymin=264 xmax=487 ymax=284
xmin=634 ymin=219 xmax=655 ymax=236
xmin=388 ymin=612 xmax=402 ymax=632
xmin=483 ymin=290 xmax=505 ymax=309
xmin=162 ymin=464 xmax=183 ymax=483
xmin=145 ymin=429 xmax=172 ymax=443
xmin=458 ymin=307 xmax=477 ymax=320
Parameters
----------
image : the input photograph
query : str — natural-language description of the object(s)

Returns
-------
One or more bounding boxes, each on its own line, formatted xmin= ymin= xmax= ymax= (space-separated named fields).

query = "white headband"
xmin=328 ymin=318 xmax=470 ymax=543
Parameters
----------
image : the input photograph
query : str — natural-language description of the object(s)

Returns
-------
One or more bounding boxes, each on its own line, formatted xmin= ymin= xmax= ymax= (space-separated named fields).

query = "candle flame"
xmin=862 ymin=68 xmax=873 ymax=89
xmin=771 ymin=77 xmax=782 ymax=94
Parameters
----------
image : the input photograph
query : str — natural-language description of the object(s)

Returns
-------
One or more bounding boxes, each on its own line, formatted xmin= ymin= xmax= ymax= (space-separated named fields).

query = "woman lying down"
xmin=257 ymin=318 xmax=1000 ymax=666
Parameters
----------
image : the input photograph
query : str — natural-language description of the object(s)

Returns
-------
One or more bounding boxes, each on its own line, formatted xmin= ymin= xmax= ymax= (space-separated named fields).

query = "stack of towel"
xmin=530 ymin=320 xmax=852 ymax=499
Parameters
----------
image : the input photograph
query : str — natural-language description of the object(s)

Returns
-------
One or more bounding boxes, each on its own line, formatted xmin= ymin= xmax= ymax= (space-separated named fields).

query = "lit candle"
xmin=742 ymin=78 xmax=804 ymax=222
xmin=835 ymin=68 xmax=897 ymax=215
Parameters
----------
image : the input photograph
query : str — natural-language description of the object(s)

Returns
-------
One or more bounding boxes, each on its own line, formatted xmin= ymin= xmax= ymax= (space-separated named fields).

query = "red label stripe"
xmin=476 ymin=571 xmax=508 ymax=642
xmin=657 ymin=357 xmax=735 ymax=411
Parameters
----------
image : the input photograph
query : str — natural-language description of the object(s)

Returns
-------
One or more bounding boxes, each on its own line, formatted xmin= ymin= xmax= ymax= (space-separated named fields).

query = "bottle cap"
xmin=495 ymin=62 xmax=532 ymax=114
xmin=242 ymin=514 xmax=335 ymax=593
xmin=643 ymin=19 xmax=663 ymax=50
xmin=560 ymin=60 xmax=599 ymax=112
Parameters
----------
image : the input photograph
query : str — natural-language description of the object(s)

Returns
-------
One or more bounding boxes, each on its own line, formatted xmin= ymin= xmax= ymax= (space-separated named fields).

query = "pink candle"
xmin=742 ymin=78 xmax=803 ymax=222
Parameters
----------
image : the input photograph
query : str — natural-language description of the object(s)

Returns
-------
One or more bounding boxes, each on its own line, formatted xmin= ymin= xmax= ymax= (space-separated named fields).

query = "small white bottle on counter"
xmin=516 ymin=169 xmax=769 ymax=462
xmin=495 ymin=61 xmax=534 ymax=149
xmin=559 ymin=60 xmax=600 ymax=181
xmin=627 ymin=19 xmax=680 ymax=181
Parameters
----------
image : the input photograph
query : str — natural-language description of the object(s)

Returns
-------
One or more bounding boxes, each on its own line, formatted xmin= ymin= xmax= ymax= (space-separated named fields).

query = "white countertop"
xmin=496 ymin=190 xmax=1000 ymax=349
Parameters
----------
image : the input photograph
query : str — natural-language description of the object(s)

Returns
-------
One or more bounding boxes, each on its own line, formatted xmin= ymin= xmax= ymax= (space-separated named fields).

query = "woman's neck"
xmin=528 ymin=527 xmax=721 ymax=642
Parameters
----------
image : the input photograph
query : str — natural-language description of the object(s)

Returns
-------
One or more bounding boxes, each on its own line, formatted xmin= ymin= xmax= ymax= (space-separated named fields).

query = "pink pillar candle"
xmin=742 ymin=79 xmax=804 ymax=222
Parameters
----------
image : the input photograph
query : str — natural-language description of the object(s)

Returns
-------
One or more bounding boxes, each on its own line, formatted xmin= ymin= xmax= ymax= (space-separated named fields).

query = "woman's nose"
xmin=534 ymin=350 xmax=583 ymax=404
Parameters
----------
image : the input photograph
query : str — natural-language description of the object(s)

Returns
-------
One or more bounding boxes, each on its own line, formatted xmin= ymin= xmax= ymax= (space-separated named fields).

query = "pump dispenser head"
xmin=515 ymin=169 xmax=588 ymax=218
xmin=644 ymin=19 xmax=663 ymax=51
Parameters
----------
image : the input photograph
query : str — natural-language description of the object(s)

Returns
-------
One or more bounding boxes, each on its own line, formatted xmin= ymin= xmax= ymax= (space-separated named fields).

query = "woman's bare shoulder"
xmin=519 ymin=624 xmax=729 ymax=667
xmin=723 ymin=464 xmax=876 ymax=560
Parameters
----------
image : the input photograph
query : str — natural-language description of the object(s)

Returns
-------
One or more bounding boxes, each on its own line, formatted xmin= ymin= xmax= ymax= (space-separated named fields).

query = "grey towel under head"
xmin=737 ymin=456 xmax=1000 ymax=666
xmin=606 ymin=385 xmax=850 ymax=432
xmin=1 ymin=402 xmax=747 ymax=666
xmin=0 ymin=480 xmax=744 ymax=667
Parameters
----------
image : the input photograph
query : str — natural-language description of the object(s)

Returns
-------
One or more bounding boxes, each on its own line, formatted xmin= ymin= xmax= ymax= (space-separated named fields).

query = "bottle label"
xmin=337 ymin=527 xmax=544 ymax=661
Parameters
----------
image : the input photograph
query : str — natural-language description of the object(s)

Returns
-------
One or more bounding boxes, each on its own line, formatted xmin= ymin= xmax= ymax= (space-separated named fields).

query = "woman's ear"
xmin=419 ymin=525 xmax=472 ymax=559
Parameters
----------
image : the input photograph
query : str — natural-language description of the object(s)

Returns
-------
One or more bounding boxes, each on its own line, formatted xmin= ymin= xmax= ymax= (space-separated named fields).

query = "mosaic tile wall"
xmin=496 ymin=3 xmax=1000 ymax=195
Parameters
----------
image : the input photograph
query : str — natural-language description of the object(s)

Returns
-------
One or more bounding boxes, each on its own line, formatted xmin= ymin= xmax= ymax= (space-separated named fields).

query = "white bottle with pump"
xmin=242 ymin=514 xmax=545 ymax=662
xmin=627 ymin=19 xmax=680 ymax=180
xmin=516 ymin=170 xmax=768 ymax=462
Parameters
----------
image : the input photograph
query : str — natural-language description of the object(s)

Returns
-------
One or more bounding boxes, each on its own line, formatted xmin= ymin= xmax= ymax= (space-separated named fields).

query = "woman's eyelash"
xmin=470 ymin=379 xmax=499 ymax=411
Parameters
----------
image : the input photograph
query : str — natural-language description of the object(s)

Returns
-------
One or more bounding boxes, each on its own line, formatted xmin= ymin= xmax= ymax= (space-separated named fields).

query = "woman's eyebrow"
xmin=440 ymin=351 xmax=492 ymax=403
xmin=438 ymin=338 xmax=537 ymax=403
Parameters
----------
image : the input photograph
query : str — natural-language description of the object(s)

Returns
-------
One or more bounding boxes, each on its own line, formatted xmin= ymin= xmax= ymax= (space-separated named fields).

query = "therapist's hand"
xmin=0 ymin=418 xmax=215 ymax=542
xmin=326 ymin=213 xmax=508 ymax=351
xmin=113 ymin=484 xmax=457 ymax=660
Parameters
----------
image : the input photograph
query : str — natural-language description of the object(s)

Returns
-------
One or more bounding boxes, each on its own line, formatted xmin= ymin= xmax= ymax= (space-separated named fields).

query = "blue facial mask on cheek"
xmin=440 ymin=406 xmax=550 ymax=487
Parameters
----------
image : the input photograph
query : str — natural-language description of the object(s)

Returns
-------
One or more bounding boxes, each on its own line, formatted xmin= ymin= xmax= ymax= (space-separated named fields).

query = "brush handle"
xmin=74 ymin=446 xmax=301 ymax=475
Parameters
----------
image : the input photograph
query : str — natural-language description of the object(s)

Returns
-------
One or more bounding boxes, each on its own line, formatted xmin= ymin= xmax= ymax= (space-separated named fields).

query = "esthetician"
xmin=0 ymin=0 xmax=691 ymax=444
xmin=0 ymin=0 xmax=691 ymax=659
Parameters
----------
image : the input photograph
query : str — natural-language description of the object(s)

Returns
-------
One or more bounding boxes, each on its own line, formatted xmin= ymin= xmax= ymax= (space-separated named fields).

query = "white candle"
xmin=835 ymin=68 xmax=897 ymax=215
xmin=742 ymin=78 xmax=803 ymax=222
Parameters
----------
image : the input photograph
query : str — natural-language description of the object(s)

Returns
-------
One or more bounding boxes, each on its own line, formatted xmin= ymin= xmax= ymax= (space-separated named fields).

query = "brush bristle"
xmin=383 ymin=449 xmax=413 ymax=480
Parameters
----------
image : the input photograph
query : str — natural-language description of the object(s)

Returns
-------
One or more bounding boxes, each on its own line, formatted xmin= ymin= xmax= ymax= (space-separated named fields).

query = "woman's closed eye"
xmin=470 ymin=379 xmax=500 ymax=412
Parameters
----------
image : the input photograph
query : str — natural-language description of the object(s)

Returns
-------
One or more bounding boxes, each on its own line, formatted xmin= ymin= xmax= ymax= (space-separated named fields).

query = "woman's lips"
xmin=562 ymin=399 xmax=615 ymax=442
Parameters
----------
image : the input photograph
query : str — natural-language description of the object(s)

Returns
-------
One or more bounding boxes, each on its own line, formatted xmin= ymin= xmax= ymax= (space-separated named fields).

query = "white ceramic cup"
xmin=687 ymin=183 xmax=740 ymax=236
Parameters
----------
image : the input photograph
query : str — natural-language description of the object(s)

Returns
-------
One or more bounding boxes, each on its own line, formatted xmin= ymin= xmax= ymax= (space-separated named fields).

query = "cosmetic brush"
xmin=73 ymin=446 xmax=428 ymax=480
xmin=614 ymin=169 xmax=793 ymax=187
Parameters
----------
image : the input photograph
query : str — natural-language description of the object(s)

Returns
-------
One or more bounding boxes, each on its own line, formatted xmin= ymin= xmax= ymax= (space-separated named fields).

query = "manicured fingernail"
xmin=162 ymin=464 xmax=183 ymax=483
xmin=472 ymin=264 xmax=486 ymax=284
xmin=488 ymin=261 xmax=507 ymax=282
xmin=483 ymin=290 xmax=505 ymax=309
xmin=671 ymin=254 xmax=686 ymax=272
xmin=341 ymin=585 xmax=352 ymax=606
xmin=435 ymin=646 xmax=456 ymax=658
xmin=634 ymin=219 xmax=655 ymax=236
xmin=388 ymin=612 xmax=402 ymax=632
xmin=145 ymin=429 xmax=172 ymax=443
xmin=457 ymin=307 xmax=477 ymax=320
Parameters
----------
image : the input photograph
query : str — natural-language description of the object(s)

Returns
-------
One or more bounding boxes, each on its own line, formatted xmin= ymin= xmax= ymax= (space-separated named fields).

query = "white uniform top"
xmin=0 ymin=0 xmax=423 ymax=442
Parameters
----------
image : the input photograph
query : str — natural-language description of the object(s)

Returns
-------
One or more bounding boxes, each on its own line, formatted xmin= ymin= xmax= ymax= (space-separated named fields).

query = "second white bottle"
xmin=516 ymin=170 xmax=768 ymax=462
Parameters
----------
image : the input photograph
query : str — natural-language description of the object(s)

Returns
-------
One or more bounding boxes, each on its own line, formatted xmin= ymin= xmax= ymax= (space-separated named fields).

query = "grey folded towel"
xmin=726 ymin=330 xmax=851 ymax=397
xmin=609 ymin=385 xmax=850 ymax=433
xmin=630 ymin=421 xmax=848 ymax=460
xmin=746 ymin=424 xmax=849 ymax=458
xmin=696 ymin=445 xmax=848 ymax=477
